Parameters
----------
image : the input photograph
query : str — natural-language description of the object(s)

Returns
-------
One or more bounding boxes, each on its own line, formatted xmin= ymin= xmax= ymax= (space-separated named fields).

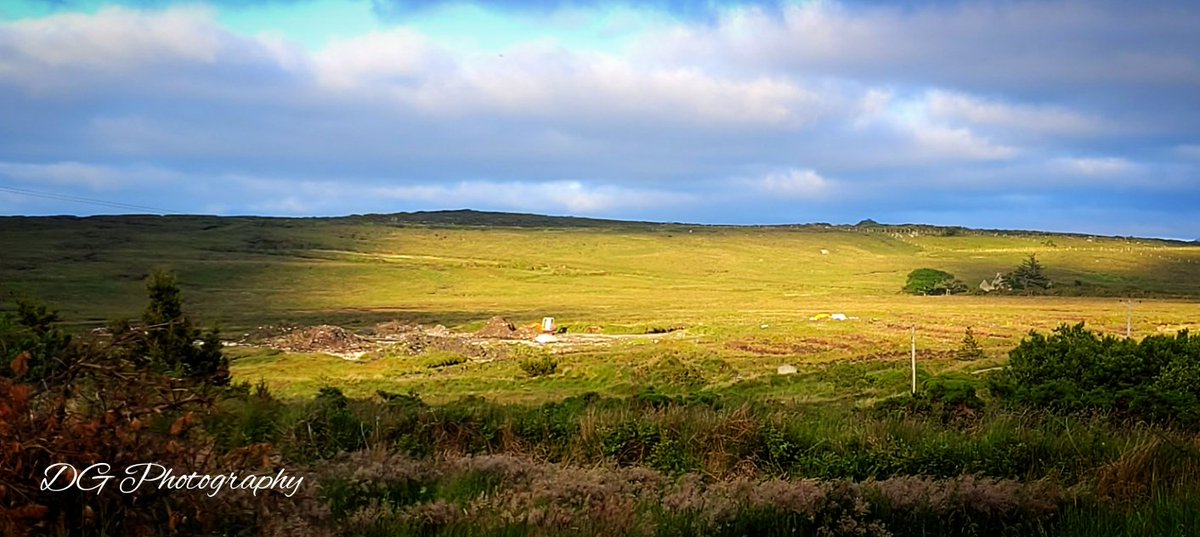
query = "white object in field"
xmin=820 ymin=249 xmax=830 ymax=255
xmin=760 ymin=324 xmax=769 ymax=329
xmin=535 ymin=334 xmax=558 ymax=344
xmin=777 ymin=364 xmax=798 ymax=375
xmin=831 ymin=313 xmax=848 ymax=321
xmin=541 ymin=317 xmax=556 ymax=333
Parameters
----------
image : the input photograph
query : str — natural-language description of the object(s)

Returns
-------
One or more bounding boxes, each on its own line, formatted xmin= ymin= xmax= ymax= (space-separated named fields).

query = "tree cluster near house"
xmin=904 ymin=255 xmax=1054 ymax=296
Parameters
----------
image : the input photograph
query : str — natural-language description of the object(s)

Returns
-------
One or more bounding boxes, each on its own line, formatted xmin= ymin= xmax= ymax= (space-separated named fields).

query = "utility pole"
xmin=1123 ymin=299 xmax=1136 ymax=338
xmin=910 ymin=325 xmax=917 ymax=396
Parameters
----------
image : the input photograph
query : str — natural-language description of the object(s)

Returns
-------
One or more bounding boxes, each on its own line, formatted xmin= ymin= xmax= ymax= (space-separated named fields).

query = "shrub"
xmin=990 ymin=324 xmax=1200 ymax=426
xmin=874 ymin=375 xmax=985 ymax=424
xmin=0 ymin=321 xmax=318 ymax=536
xmin=903 ymin=268 xmax=967 ymax=295
xmin=425 ymin=353 xmax=466 ymax=369
xmin=519 ymin=354 xmax=559 ymax=378
xmin=291 ymin=386 xmax=371 ymax=460
xmin=601 ymin=421 xmax=662 ymax=465
xmin=956 ymin=327 xmax=987 ymax=361
xmin=0 ymin=300 xmax=73 ymax=385
xmin=1004 ymin=254 xmax=1053 ymax=293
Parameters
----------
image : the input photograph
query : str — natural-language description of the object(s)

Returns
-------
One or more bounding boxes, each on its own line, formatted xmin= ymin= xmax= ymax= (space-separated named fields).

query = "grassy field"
xmin=6 ymin=211 xmax=1200 ymax=536
xmin=2 ymin=210 xmax=1199 ymax=402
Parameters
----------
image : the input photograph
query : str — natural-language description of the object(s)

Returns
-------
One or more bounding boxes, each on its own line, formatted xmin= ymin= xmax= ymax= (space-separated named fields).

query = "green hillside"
xmin=2 ymin=211 xmax=1198 ymax=332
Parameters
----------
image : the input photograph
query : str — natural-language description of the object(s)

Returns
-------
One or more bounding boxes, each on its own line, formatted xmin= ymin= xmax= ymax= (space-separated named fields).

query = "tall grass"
xmin=211 ymin=386 xmax=1200 ymax=490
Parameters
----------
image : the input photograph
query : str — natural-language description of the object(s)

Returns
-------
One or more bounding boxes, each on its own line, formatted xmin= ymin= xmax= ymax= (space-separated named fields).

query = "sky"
xmin=0 ymin=0 xmax=1198 ymax=239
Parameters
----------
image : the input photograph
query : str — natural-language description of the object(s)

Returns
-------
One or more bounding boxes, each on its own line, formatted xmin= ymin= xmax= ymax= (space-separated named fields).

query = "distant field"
xmin=3 ymin=211 xmax=1199 ymax=401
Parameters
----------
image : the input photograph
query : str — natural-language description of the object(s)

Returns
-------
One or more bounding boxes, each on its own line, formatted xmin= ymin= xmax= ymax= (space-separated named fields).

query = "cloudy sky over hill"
xmin=0 ymin=0 xmax=1197 ymax=238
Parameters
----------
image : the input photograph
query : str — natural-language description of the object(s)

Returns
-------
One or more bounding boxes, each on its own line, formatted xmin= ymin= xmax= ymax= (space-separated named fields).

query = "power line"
xmin=0 ymin=185 xmax=175 ymax=214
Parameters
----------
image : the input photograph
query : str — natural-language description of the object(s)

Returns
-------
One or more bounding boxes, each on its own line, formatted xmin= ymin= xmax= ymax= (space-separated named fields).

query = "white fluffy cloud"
xmin=753 ymin=169 xmax=831 ymax=198
xmin=1053 ymin=157 xmax=1136 ymax=177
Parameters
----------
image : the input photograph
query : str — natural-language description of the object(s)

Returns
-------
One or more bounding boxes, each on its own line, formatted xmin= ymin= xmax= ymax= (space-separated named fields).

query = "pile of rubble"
xmin=267 ymin=325 xmax=373 ymax=357
xmin=475 ymin=316 xmax=539 ymax=340
xmin=372 ymin=321 xmax=501 ymax=359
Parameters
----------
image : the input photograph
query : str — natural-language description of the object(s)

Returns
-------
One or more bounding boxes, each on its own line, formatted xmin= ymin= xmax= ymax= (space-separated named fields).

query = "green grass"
xmin=5 ymin=211 xmax=1200 ymax=404
xmin=8 ymin=211 xmax=1200 ymax=536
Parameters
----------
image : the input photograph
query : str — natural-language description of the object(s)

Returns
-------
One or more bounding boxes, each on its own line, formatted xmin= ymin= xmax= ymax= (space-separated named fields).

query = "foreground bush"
xmin=990 ymin=324 xmax=1200 ymax=426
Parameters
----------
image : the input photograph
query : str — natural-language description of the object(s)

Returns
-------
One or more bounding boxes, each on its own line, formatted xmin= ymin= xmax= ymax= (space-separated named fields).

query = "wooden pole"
xmin=1125 ymin=300 xmax=1133 ymax=338
xmin=910 ymin=325 xmax=917 ymax=395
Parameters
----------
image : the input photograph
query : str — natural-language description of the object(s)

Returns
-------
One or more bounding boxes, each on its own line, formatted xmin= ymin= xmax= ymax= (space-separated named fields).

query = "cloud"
xmin=367 ymin=0 xmax=786 ymax=23
xmin=1177 ymin=145 xmax=1200 ymax=159
xmin=646 ymin=1 xmax=1200 ymax=92
xmin=229 ymin=176 xmax=697 ymax=216
xmin=922 ymin=90 xmax=1112 ymax=138
xmin=0 ymin=160 xmax=181 ymax=189
xmin=0 ymin=2 xmax=1198 ymax=238
xmin=752 ymin=168 xmax=831 ymax=198
xmin=1052 ymin=157 xmax=1136 ymax=177
xmin=312 ymin=28 xmax=441 ymax=89
xmin=1 ymin=6 xmax=222 ymax=73
xmin=374 ymin=180 xmax=695 ymax=214
xmin=907 ymin=124 xmax=1019 ymax=161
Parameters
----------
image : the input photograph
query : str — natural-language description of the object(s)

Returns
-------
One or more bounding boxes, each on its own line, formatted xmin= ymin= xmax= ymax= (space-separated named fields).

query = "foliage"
xmin=903 ymin=268 xmax=967 ymax=296
xmin=990 ymin=324 xmax=1200 ymax=426
xmin=0 ymin=313 xmax=322 ymax=536
xmin=1004 ymin=254 xmax=1052 ymax=293
xmin=956 ymin=327 xmax=987 ymax=361
xmin=133 ymin=269 xmax=230 ymax=385
xmin=518 ymin=350 xmax=559 ymax=378
xmin=290 ymin=386 xmax=371 ymax=460
xmin=874 ymin=375 xmax=985 ymax=424
xmin=426 ymin=353 xmax=467 ymax=369
xmin=0 ymin=300 xmax=73 ymax=385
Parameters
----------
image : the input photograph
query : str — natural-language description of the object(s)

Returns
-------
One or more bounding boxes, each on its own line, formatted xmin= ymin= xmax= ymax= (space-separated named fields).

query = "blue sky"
xmin=1 ymin=0 xmax=1198 ymax=239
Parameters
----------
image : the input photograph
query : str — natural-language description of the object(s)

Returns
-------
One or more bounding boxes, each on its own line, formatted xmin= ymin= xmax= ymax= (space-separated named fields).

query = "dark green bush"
xmin=519 ymin=354 xmax=558 ymax=377
xmin=291 ymin=386 xmax=371 ymax=460
xmin=600 ymin=421 xmax=662 ymax=465
xmin=990 ymin=324 xmax=1200 ymax=426
xmin=903 ymin=268 xmax=967 ymax=295
xmin=0 ymin=300 xmax=74 ymax=384
xmin=875 ymin=375 xmax=985 ymax=424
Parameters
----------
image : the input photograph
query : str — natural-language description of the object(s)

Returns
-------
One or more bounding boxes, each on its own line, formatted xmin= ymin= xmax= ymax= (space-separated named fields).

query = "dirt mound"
xmin=269 ymin=325 xmax=372 ymax=355
xmin=385 ymin=332 xmax=500 ymax=359
xmin=372 ymin=322 xmax=454 ymax=339
xmin=372 ymin=321 xmax=420 ymax=337
xmin=476 ymin=316 xmax=517 ymax=339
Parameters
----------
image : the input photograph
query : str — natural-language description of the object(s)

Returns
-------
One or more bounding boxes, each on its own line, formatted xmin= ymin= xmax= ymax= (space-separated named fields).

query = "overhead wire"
xmin=0 ymin=185 xmax=175 ymax=214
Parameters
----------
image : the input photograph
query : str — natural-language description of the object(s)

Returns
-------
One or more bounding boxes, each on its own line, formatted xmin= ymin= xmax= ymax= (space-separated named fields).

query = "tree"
xmin=903 ymin=268 xmax=967 ymax=296
xmin=0 ymin=300 xmax=73 ymax=384
xmin=956 ymin=327 xmax=986 ymax=361
xmin=138 ymin=269 xmax=229 ymax=385
xmin=1005 ymin=254 xmax=1052 ymax=293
